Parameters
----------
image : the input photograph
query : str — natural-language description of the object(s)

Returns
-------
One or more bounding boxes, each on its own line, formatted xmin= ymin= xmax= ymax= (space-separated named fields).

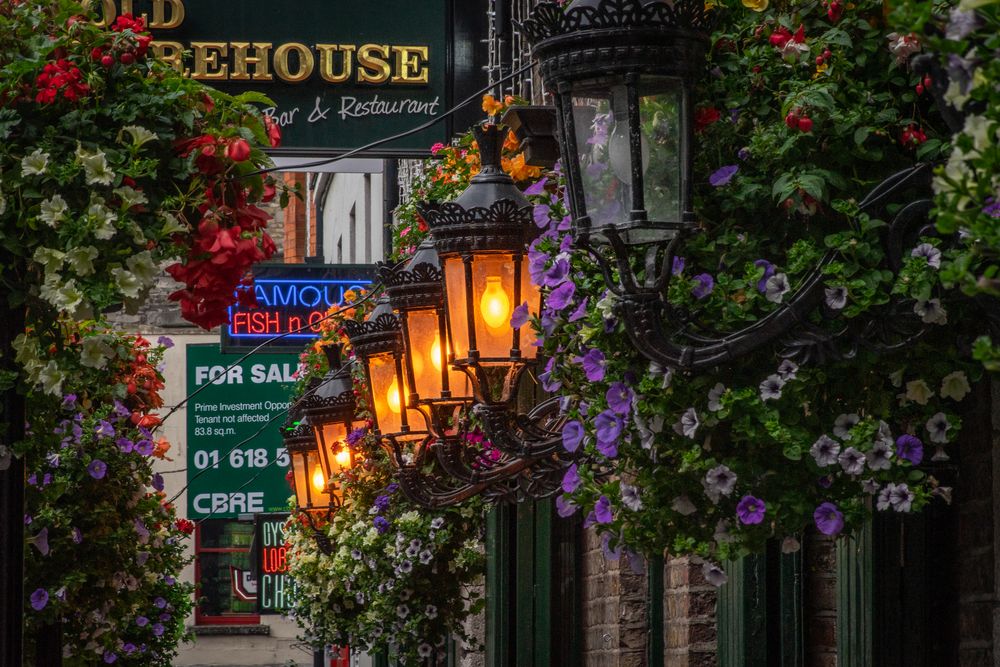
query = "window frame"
xmin=194 ymin=519 xmax=261 ymax=626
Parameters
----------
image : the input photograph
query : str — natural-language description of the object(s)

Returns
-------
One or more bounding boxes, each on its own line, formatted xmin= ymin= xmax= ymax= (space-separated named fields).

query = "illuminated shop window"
xmin=195 ymin=519 xmax=259 ymax=624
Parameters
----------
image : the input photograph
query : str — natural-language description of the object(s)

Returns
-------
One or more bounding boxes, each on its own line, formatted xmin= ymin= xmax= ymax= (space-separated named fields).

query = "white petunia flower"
xmin=911 ymin=243 xmax=942 ymax=268
xmin=810 ymin=435 xmax=841 ymax=467
xmin=113 ymin=185 xmax=148 ymax=210
xmin=759 ymin=374 xmax=785 ymax=401
xmin=940 ymin=371 xmax=971 ymax=401
xmin=702 ymin=561 xmax=728 ymax=587
xmin=838 ymin=447 xmax=866 ymax=476
xmin=707 ymin=383 xmax=726 ymax=412
xmin=76 ymin=146 xmax=115 ymax=185
xmin=66 ymin=247 xmax=98 ymax=276
xmin=673 ymin=407 xmax=699 ymax=439
xmin=87 ymin=201 xmax=118 ymax=240
xmin=620 ymin=483 xmax=643 ymax=511
xmin=671 ymin=495 xmax=697 ymax=516
xmin=825 ymin=285 xmax=847 ymax=310
xmin=764 ymin=272 xmax=791 ymax=303
xmin=926 ymin=412 xmax=952 ymax=444
xmin=866 ymin=439 xmax=894 ymax=471
xmin=913 ymin=298 xmax=947 ymax=325
xmin=904 ymin=379 xmax=934 ymax=405
xmin=777 ymin=359 xmax=798 ymax=381
xmin=38 ymin=195 xmax=69 ymax=227
xmin=120 ymin=125 xmax=158 ymax=147
xmin=21 ymin=149 xmax=49 ymax=176
xmin=702 ymin=465 xmax=737 ymax=503
xmin=833 ymin=413 xmax=860 ymax=439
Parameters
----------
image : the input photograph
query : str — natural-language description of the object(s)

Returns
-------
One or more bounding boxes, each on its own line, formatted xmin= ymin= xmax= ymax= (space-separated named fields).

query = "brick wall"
xmin=581 ymin=526 xmax=647 ymax=667
xmin=955 ymin=380 xmax=997 ymax=667
xmin=663 ymin=558 xmax=715 ymax=667
xmin=804 ymin=534 xmax=837 ymax=667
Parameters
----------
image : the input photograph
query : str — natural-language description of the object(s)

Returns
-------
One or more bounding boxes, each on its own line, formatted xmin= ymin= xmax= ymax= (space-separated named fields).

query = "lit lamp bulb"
xmin=430 ymin=333 xmax=443 ymax=372
xmin=310 ymin=466 xmax=326 ymax=495
xmin=387 ymin=379 xmax=402 ymax=414
xmin=335 ymin=447 xmax=351 ymax=470
xmin=480 ymin=276 xmax=511 ymax=330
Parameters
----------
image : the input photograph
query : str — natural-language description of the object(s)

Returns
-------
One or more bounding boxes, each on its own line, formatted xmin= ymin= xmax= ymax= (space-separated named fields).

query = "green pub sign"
xmin=185 ymin=344 xmax=298 ymax=519
xmin=97 ymin=0 xmax=489 ymax=155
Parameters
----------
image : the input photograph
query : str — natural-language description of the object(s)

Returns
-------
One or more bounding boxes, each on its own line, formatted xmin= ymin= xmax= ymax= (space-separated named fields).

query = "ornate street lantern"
xmin=524 ymin=0 xmax=711 ymax=275
xmin=282 ymin=406 xmax=334 ymax=517
xmin=523 ymin=0 xmax=939 ymax=373
xmin=300 ymin=345 xmax=360 ymax=501
xmin=418 ymin=123 xmax=543 ymax=407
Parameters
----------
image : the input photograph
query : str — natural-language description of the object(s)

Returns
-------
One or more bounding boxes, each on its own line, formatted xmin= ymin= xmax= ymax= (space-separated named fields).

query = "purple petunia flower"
xmin=87 ymin=459 xmax=107 ymax=480
xmin=151 ymin=473 xmax=164 ymax=492
xmin=754 ymin=259 xmax=775 ymax=293
xmin=157 ymin=335 xmax=174 ymax=349
xmin=556 ymin=495 xmax=577 ymax=517
xmin=814 ymin=502 xmax=845 ymax=536
xmin=28 ymin=527 xmax=49 ymax=556
xmin=594 ymin=495 xmax=613 ymax=524
xmin=135 ymin=439 xmax=155 ymax=456
xmin=568 ymin=298 xmax=589 ymax=322
xmin=541 ymin=258 xmax=570 ymax=287
xmin=691 ymin=273 xmax=714 ymax=300
xmin=547 ymin=281 xmax=576 ymax=310
xmin=737 ymin=147 xmax=751 ymax=161
xmin=346 ymin=427 xmax=367 ymax=446
xmin=672 ymin=256 xmax=686 ymax=276
xmin=71 ymin=527 xmax=82 ymax=544
xmin=94 ymin=421 xmax=115 ymax=439
xmin=103 ymin=651 xmax=117 ymax=663
xmin=30 ymin=588 xmax=48 ymax=611
xmin=578 ymin=348 xmax=606 ymax=382
xmin=61 ymin=394 xmax=77 ymax=410
xmin=594 ymin=410 xmax=623 ymax=447
xmin=984 ymin=197 xmax=1000 ymax=218
xmin=373 ymin=516 xmax=390 ymax=534
xmin=605 ymin=382 xmax=634 ymax=415
xmin=116 ymin=437 xmax=134 ymax=453
xmin=709 ymin=164 xmax=739 ymax=187
xmin=596 ymin=437 xmax=618 ymax=459
xmin=510 ymin=302 xmax=530 ymax=329
xmin=152 ymin=623 xmax=164 ymax=637
xmin=524 ymin=177 xmax=548 ymax=196
xmin=561 ymin=464 xmax=581 ymax=494
xmin=539 ymin=356 xmax=562 ymax=393
xmin=895 ymin=434 xmax=924 ymax=465
xmin=533 ymin=204 xmax=552 ymax=228
xmin=736 ymin=495 xmax=766 ymax=525
xmin=562 ymin=420 xmax=585 ymax=453
xmin=154 ymin=597 xmax=167 ymax=609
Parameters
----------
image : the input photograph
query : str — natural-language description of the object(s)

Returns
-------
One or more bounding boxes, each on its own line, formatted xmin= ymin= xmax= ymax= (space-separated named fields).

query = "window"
xmin=195 ymin=519 xmax=259 ymax=625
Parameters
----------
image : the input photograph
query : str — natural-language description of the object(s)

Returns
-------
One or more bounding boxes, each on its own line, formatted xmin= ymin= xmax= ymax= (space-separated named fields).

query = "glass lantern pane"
xmin=404 ymin=308 xmax=470 ymax=399
xmin=518 ymin=256 xmax=541 ymax=359
xmin=368 ymin=353 xmax=404 ymax=435
xmin=471 ymin=254 xmax=517 ymax=361
xmin=443 ymin=257 xmax=470 ymax=361
xmin=290 ymin=452 xmax=310 ymax=510
xmin=572 ymin=79 xmax=683 ymax=229
xmin=639 ymin=78 xmax=683 ymax=224
xmin=317 ymin=421 xmax=349 ymax=479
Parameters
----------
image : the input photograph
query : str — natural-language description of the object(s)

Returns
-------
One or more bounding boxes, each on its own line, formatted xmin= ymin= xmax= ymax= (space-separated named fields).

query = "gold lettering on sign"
xmin=357 ymin=44 xmax=391 ymax=84
xmin=316 ymin=44 xmax=355 ymax=84
xmin=230 ymin=42 xmax=274 ymax=81
xmin=151 ymin=41 xmax=184 ymax=72
xmin=273 ymin=43 xmax=314 ymax=83
xmin=150 ymin=0 xmax=185 ymax=29
xmin=391 ymin=46 xmax=429 ymax=84
xmin=95 ymin=0 xmax=116 ymax=27
xmin=191 ymin=42 xmax=229 ymax=80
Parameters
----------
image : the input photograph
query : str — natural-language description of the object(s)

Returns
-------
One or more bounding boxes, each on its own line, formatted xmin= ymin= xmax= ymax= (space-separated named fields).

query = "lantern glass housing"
xmin=345 ymin=297 xmax=430 ymax=441
xmin=524 ymin=0 xmax=710 ymax=249
xmin=283 ymin=408 xmax=336 ymax=513
xmin=420 ymin=124 xmax=543 ymax=405
xmin=442 ymin=253 xmax=540 ymax=364
xmin=571 ymin=78 xmax=684 ymax=241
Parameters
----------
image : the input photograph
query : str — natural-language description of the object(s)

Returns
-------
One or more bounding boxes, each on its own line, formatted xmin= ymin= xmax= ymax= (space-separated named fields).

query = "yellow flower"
xmin=813 ymin=62 xmax=829 ymax=79
xmin=482 ymin=94 xmax=504 ymax=116
xmin=343 ymin=289 xmax=357 ymax=303
xmin=741 ymin=0 xmax=768 ymax=10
